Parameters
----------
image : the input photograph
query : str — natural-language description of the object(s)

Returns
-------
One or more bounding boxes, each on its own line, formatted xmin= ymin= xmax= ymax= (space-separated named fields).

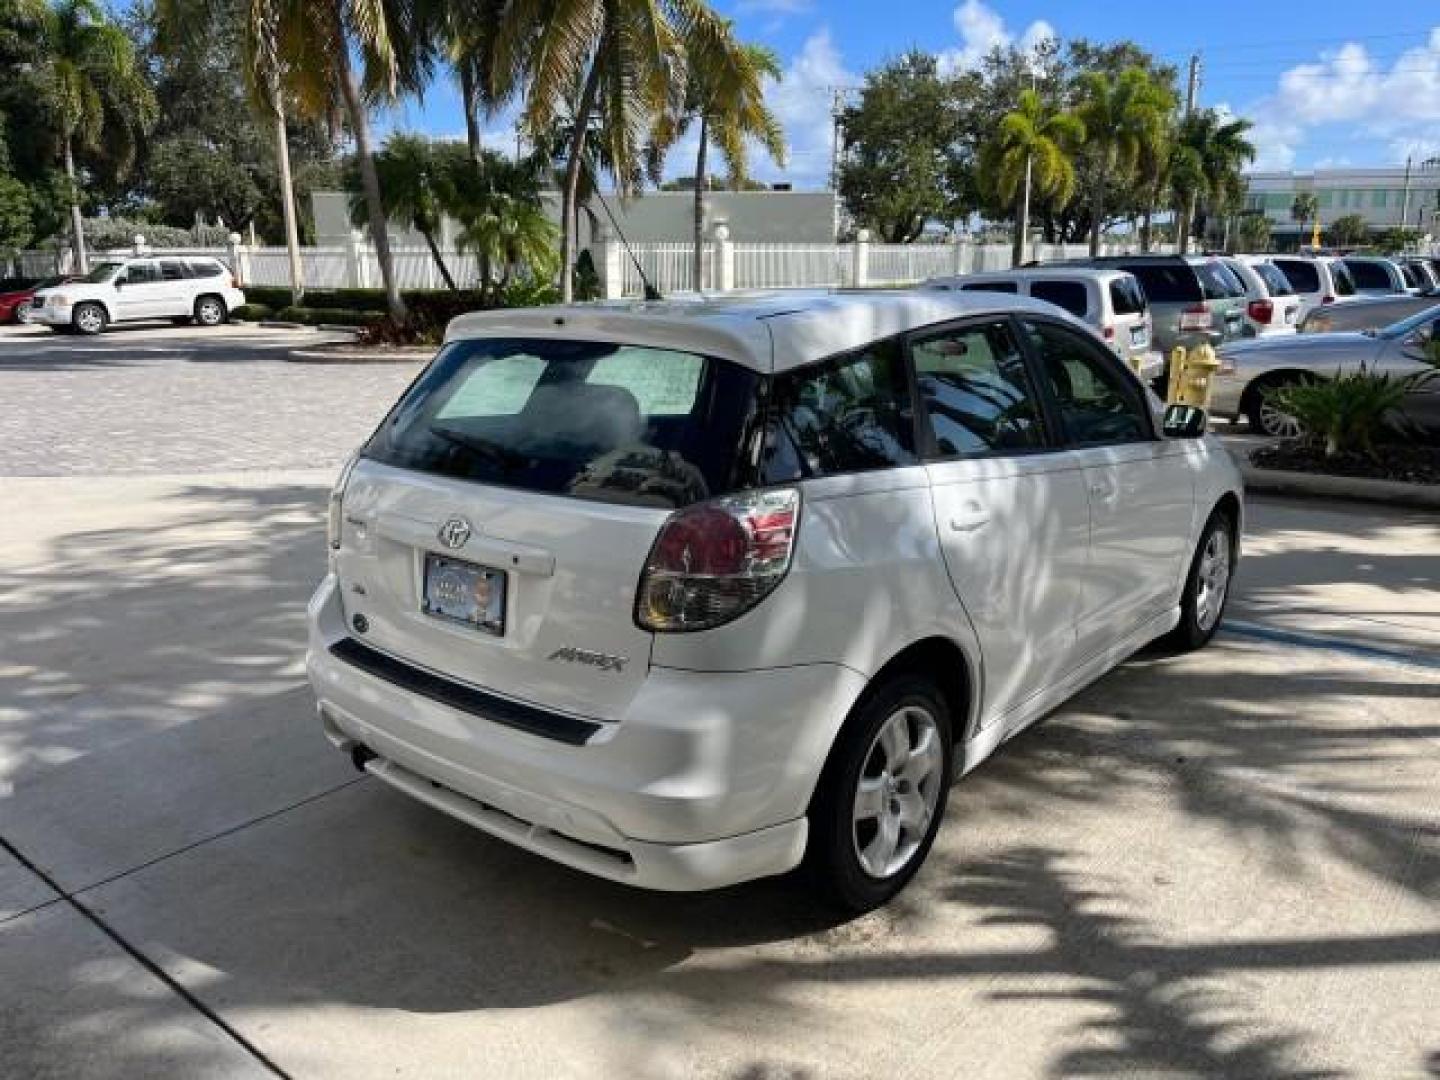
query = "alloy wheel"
xmin=851 ymin=705 xmax=944 ymax=879
xmin=75 ymin=305 xmax=104 ymax=334
xmin=1257 ymin=395 xmax=1303 ymax=438
xmin=197 ymin=299 xmax=224 ymax=326
xmin=1195 ymin=527 xmax=1231 ymax=632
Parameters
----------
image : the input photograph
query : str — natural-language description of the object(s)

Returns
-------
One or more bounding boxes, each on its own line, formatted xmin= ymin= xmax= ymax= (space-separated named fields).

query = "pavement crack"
xmin=0 ymin=829 xmax=295 ymax=1079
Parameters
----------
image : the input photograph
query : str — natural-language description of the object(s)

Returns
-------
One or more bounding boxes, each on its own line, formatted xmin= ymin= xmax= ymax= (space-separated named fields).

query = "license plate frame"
xmin=1130 ymin=325 xmax=1148 ymax=346
xmin=421 ymin=553 xmax=507 ymax=636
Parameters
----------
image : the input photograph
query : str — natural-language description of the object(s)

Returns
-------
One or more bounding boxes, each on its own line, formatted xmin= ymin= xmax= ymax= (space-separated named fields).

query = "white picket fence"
xmin=9 ymin=234 xmax=1197 ymax=299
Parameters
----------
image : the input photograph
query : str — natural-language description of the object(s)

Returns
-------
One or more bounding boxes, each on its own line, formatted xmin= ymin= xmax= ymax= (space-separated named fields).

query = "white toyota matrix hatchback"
xmin=307 ymin=291 xmax=1242 ymax=911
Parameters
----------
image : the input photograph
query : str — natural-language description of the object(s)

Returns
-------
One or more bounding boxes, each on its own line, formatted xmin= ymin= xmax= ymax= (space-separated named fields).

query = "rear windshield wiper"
xmin=428 ymin=425 xmax=532 ymax=472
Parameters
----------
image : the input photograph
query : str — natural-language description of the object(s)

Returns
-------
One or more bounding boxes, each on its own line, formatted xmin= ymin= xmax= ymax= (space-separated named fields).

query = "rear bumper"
xmin=28 ymin=304 xmax=72 ymax=326
xmin=305 ymin=573 xmax=865 ymax=890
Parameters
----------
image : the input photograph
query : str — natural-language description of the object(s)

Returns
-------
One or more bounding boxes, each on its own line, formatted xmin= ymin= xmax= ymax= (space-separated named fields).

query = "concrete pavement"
xmin=2 ymin=470 xmax=1437 ymax=1079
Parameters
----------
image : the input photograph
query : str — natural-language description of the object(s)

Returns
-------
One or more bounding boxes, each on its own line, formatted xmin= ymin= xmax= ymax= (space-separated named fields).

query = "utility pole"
xmin=1399 ymin=155 xmax=1414 ymax=235
xmin=1184 ymin=53 xmax=1200 ymax=117
xmin=1178 ymin=53 xmax=1201 ymax=253
xmin=1016 ymin=68 xmax=1038 ymax=267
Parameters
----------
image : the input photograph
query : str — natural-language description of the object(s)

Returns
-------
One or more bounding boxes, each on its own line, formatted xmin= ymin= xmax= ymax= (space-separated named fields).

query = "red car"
xmin=0 ymin=276 xmax=77 ymax=324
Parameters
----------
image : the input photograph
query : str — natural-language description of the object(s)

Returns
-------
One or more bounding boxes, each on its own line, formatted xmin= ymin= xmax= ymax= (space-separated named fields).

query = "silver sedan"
xmin=1213 ymin=304 xmax=1440 ymax=436
xmin=1300 ymin=294 xmax=1439 ymax=334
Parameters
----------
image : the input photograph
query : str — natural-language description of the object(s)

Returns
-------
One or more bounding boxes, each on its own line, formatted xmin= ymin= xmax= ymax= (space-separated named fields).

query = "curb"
xmin=287 ymin=346 xmax=431 ymax=364
xmin=1239 ymin=462 xmax=1440 ymax=510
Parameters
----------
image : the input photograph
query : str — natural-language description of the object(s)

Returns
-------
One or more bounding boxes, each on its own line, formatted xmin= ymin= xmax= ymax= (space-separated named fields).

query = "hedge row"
xmin=242 ymin=286 xmax=478 ymax=313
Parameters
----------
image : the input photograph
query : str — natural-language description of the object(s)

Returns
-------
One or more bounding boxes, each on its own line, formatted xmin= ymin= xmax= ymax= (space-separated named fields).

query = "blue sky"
xmin=379 ymin=0 xmax=1440 ymax=188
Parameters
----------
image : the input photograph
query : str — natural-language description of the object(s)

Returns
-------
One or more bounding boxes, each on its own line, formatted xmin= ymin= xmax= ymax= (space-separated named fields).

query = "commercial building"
xmin=1243 ymin=166 xmax=1440 ymax=246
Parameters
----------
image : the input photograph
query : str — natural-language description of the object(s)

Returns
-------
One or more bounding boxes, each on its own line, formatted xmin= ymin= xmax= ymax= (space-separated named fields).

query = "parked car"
xmin=1214 ymin=303 xmax=1440 ymax=436
xmin=1060 ymin=254 xmax=1249 ymax=357
xmin=307 ymin=290 xmax=1243 ymax=911
xmin=922 ymin=267 xmax=1161 ymax=380
xmin=1300 ymin=293 xmax=1439 ymax=334
xmin=1395 ymin=256 xmax=1440 ymax=292
xmin=1266 ymin=254 xmax=1358 ymax=318
xmin=1340 ymin=255 xmax=1417 ymax=297
xmin=1220 ymin=256 xmax=1302 ymax=337
xmin=27 ymin=256 xmax=244 ymax=335
xmin=0 ymin=276 xmax=78 ymax=324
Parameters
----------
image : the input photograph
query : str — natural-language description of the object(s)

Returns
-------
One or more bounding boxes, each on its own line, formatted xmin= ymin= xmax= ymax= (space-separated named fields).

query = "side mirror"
xmin=1163 ymin=403 xmax=1208 ymax=439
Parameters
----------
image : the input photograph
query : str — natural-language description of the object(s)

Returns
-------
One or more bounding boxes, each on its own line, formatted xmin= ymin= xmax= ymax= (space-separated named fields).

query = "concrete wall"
xmin=312 ymin=188 xmax=838 ymax=248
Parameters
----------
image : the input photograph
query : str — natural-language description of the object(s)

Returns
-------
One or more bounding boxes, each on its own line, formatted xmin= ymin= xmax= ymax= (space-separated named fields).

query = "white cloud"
xmin=1240 ymin=27 xmax=1440 ymax=168
xmin=937 ymin=0 xmax=1055 ymax=75
xmin=751 ymin=28 xmax=856 ymax=187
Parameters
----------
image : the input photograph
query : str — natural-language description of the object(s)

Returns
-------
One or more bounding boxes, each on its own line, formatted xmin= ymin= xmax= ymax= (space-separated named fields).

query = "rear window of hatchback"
xmin=1116 ymin=262 xmax=1202 ymax=304
xmin=1029 ymin=279 xmax=1089 ymax=318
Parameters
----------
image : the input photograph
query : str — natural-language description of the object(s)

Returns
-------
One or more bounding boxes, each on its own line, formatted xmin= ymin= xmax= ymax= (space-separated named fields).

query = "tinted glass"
xmin=1029 ymin=280 xmax=1089 ymax=318
xmin=1400 ymin=264 xmax=1422 ymax=288
xmin=122 ymin=262 xmax=161 ymax=284
xmin=1195 ymin=260 xmax=1246 ymax=299
xmin=1108 ymin=276 xmax=1146 ymax=315
xmin=765 ymin=337 xmax=916 ymax=479
xmin=366 ymin=338 xmax=761 ymax=508
xmin=912 ymin=320 xmax=1046 ymax=458
xmin=961 ymin=281 xmax=1018 ymax=294
xmin=1329 ymin=261 xmax=1357 ymax=295
xmin=1346 ymin=260 xmax=1391 ymax=290
xmin=1020 ymin=319 xmax=1149 ymax=446
xmin=160 ymin=260 xmax=187 ymax=280
xmin=1273 ymin=259 xmax=1319 ymax=293
xmin=1118 ymin=262 xmax=1202 ymax=303
xmin=1253 ymin=262 xmax=1294 ymax=295
xmin=187 ymin=260 xmax=222 ymax=278
xmin=80 ymin=262 xmax=123 ymax=284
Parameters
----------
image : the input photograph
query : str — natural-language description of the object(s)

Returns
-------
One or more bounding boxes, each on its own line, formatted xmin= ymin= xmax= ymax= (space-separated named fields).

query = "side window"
xmin=129 ymin=262 xmax=161 ymax=284
xmin=187 ymin=260 xmax=220 ymax=278
xmin=1346 ymin=261 xmax=1389 ymax=290
xmin=1329 ymin=261 xmax=1356 ymax=296
xmin=1020 ymin=319 xmax=1151 ymax=447
xmin=960 ymin=281 xmax=1018 ymax=294
xmin=1274 ymin=259 xmax=1319 ymax=294
xmin=160 ymin=260 xmax=187 ymax=281
xmin=911 ymin=320 xmax=1047 ymax=458
xmin=765 ymin=337 xmax=916 ymax=479
xmin=1108 ymin=277 xmax=1145 ymax=315
xmin=1029 ymin=280 xmax=1089 ymax=319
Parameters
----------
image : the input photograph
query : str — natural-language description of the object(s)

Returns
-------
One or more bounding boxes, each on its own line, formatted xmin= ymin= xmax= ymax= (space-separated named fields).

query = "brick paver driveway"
xmin=0 ymin=323 xmax=417 ymax=474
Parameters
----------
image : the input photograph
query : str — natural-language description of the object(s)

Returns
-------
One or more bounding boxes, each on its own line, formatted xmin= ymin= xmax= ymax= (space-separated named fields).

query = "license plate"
xmin=1130 ymin=325 xmax=1148 ymax=346
xmin=1285 ymin=307 xmax=1297 ymax=324
xmin=422 ymin=553 xmax=506 ymax=635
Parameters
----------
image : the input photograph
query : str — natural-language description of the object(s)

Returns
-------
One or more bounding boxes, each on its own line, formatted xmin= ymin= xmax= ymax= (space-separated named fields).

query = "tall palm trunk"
xmin=1178 ymin=191 xmax=1197 ymax=254
xmin=460 ymin=63 xmax=482 ymax=164
xmin=63 ymin=135 xmax=88 ymax=274
xmin=1011 ymin=189 xmax=1026 ymax=268
xmin=421 ymin=228 xmax=458 ymax=290
xmin=1087 ymin=172 xmax=1105 ymax=256
xmin=692 ymin=117 xmax=707 ymax=290
xmin=560 ymin=57 xmax=604 ymax=304
xmin=272 ymin=96 xmax=305 ymax=305
xmin=332 ymin=21 xmax=406 ymax=322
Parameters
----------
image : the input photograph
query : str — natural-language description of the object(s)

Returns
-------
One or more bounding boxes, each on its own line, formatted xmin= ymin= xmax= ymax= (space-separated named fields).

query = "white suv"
xmin=307 ymin=292 xmax=1243 ymax=911
xmin=29 ymin=255 xmax=246 ymax=335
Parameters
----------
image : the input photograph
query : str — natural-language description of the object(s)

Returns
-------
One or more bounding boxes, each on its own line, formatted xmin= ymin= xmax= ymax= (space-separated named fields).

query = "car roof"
xmin=446 ymin=289 xmax=1069 ymax=374
xmin=928 ymin=267 xmax=1125 ymax=284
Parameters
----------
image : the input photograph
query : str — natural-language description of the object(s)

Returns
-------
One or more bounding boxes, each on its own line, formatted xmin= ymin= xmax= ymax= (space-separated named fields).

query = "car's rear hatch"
xmin=331 ymin=335 xmax=764 ymax=722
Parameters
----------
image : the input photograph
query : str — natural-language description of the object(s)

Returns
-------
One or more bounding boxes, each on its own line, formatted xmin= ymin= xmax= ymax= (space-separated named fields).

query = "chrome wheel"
xmin=15 ymin=305 xmax=32 ymax=324
xmin=852 ymin=705 xmax=944 ymax=879
xmin=74 ymin=304 xmax=105 ymax=334
xmin=1195 ymin=527 xmax=1231 ymax=632
xmin=196 ymin=298 xmax=224 ymax=326
xmin=1257 ymin=394 xmax=1302 ymax=438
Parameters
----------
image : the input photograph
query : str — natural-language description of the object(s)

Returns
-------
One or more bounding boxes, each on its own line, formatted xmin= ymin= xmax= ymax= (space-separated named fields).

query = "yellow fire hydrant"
xmin=1165 ymin=344 xmax=1222 ymax=409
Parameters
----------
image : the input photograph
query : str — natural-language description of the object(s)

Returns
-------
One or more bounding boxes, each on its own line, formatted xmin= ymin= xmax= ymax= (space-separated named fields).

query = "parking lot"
xmin=2 ymin=326 xmax=1438 ymax=1079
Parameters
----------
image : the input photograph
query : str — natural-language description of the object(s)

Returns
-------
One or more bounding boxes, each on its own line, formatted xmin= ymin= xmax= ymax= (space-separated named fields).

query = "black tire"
xmin=72 ymin=302 xmax=107 ymax=336
xmin=804 ymin=674 xmax=954 ymax=913
xmin=1163 ymin=508 xmax=1236 ymax=652
xmin=1243 ymin=374 xmax=1306 ymax=437
xmin=194 ymin=295 xmax=227 ymax=327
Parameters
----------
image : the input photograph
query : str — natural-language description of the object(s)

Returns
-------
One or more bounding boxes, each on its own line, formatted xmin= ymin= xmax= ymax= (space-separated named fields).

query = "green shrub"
xmin=231 ymin=303 xmax=274 ymax=321
xmin=274 ymin=305 xmax=379 ymax=327
xmin=1271 ymin=367 xmax=1410 ymax=459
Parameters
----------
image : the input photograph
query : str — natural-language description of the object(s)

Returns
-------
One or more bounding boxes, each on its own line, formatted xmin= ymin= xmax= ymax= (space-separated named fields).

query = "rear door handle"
xmin=949 ymin=504 xmax=991 ymax=533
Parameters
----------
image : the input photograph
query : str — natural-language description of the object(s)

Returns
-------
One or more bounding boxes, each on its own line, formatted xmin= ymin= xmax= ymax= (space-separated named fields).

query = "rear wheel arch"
xmin=1238 ymin=367 xmax=1315 ymax=416
xmin=862 ymin=636 xmax=976 ymax=743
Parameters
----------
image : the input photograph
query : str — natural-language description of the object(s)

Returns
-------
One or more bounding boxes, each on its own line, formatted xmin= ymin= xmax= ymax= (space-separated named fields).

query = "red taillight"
xmin=636 ymin=488 xmax=800 ymax=632
xmin=1178 ymin=304 xmax=1213 ymax=332
xmin=1103 ymin=325 xmax=1115 ymax=339
xmin=1247 ymin=299 xmax=1274 ymax=324
xmin=1321 ymin=294 xmax=1336 ymax=305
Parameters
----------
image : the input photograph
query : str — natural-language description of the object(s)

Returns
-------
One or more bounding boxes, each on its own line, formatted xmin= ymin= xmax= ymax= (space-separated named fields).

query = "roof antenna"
xmin=579 ymin=156 xmax=662 ymax=301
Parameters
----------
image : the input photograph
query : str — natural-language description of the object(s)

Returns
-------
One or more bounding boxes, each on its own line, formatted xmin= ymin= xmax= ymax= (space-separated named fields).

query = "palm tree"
xmin=649 ymin=39 xmax=784 ymax=290
xmin=1074 ymin=67 xmax=1171 ymax=257
xmin=254 ymin=0 xmax=436 ymax=322
xmin=1173 ymin=109 xmax=1255 ymax=254
xmin=456 ymin=193 xmax=559 ymax=301
xmin=352 ymin=134 xmax=463 ymax=290
xmin=437 ymin=0 xmax=506 ymax=163
xmin=39 ymin=0 xmax=156 ymax=273
xmin=1291 ymin=192 xmax=1319 ymax=248
xmin=496 ymin=0 xmax=736 ymax=302
xmin=980 ymin=88 xmax=1084 ymax=267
